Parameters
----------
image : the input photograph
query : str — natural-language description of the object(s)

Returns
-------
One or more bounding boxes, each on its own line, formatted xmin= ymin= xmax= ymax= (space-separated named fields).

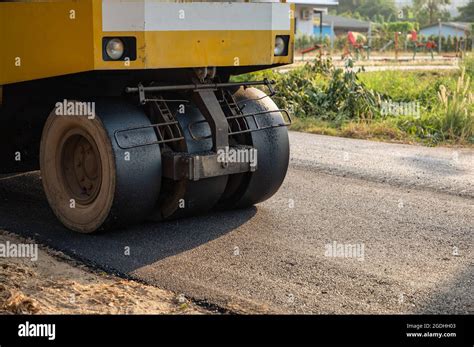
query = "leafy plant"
xmin=383 ymin=21 xmax=419 ymax=33
xmin=395 ymin=113 xmax=442 ymax=144
xmin=269 ymin=58 xmax=383 ymax=124
xmin=323 ymin=59 xmax=382 ymax=124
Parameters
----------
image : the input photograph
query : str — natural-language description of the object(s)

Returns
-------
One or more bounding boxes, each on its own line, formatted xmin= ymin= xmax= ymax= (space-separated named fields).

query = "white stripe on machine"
xmin=102 ymin=1 xmax=291 ymax=32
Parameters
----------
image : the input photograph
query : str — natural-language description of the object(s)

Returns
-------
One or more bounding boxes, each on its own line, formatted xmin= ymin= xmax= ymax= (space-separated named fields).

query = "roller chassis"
xmin=0 ymin=0 xmax=294 ymax=232
xmin=0 ymin=72 xmax=291 ymax=232
xmin=121 ymin=78 xmax=291 ymax=183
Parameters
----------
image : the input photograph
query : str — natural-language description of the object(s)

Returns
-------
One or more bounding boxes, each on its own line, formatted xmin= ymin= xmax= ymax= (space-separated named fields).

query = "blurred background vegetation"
xmin=233 ymin=56 xmax=474 ymax=146
xmin=331 ymin=0 xmax=473 ymax=26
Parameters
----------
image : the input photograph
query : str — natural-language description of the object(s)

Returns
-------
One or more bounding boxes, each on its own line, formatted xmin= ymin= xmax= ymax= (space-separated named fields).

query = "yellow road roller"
xmin=0 ymin=0 xmax=294 ymax=233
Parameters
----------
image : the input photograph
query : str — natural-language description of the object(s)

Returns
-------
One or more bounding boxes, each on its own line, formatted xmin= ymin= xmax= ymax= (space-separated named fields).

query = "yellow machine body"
xmin=0 ymin=0 xmax=295 ymax=85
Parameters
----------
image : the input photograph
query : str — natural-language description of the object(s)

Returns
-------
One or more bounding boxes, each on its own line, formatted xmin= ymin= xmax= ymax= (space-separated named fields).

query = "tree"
xmin=334 ymin=0 xmax=398 ymax=23
xmin=335 ymin=0 xmax=366 ymax=14
xmin=413 ymin=0 xmax=451 ymax=25
xmin=357 ymin=0 xmax=398 ymax=21
xmin=456 ymin=0 xmax=474 ymax=22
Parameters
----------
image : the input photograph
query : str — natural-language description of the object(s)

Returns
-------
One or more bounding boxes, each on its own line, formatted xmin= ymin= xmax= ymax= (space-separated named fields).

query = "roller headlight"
xmin=274 ymin=36 xmax=286 ymax=56
xmin=105 ymin=38 xmax=124 ymax=60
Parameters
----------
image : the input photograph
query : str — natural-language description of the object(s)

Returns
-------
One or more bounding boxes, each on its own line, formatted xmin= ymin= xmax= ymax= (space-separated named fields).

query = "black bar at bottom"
xmin=0 ymin=314 xmax=472 ymax=345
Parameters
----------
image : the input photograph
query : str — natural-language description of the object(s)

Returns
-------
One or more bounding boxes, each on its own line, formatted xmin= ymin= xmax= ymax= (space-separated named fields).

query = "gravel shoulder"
xmin=0 ymin=231 xmax=207 ymax=314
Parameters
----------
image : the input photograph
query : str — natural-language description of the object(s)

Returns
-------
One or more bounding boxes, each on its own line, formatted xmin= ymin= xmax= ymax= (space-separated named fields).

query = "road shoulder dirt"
xmin=0 ymin=231 xmax=209 ymax=314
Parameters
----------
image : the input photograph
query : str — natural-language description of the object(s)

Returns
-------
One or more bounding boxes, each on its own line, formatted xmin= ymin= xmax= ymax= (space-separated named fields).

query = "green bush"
xmin=395 ymin=113 xmax=442 ymax=143
xmin=383 ymin=21 xmax=419 ymax=33
xmin=270 ymin=59 xmax=382 ymax=125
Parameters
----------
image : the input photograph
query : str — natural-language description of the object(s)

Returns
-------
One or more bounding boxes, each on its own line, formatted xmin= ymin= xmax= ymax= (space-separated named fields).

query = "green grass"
xmin=463 ymin=54 xmax=474 ymax=80
xmin=290 ymin=117 xmax=411 ymax=143
xmin=358 ymin=70 xmax=461 ymax=105
xmin=290 ymin=118 xmax=340 ymax=136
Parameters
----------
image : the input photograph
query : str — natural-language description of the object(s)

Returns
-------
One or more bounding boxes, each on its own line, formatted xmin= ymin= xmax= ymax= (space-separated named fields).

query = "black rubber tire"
xmin=217 ymin=87 xmax=290 ymax=209
xmin=40 ymin=99 xmax=161 ymax=233
xmin=150 ymin=102 xmax=228 ymax=221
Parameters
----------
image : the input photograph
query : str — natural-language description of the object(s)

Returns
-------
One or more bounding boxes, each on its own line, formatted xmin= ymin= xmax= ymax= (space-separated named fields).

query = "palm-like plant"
xmin=437 ymin=69 xmax=474 ymax=142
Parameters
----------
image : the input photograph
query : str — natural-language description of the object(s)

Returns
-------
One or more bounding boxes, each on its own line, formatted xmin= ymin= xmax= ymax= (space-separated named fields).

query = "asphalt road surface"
xmin=0 ymin=132 xmax=472 ymax=314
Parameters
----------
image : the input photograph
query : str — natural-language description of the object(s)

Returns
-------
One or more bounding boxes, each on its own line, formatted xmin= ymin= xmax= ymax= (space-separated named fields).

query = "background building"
xmin=288 ymin=0 xmax=339 ymax=36
xmin=313 ymin=14 xmax=371 ymax=37
xmin=419 ymin=22 xmax=472 ymax=39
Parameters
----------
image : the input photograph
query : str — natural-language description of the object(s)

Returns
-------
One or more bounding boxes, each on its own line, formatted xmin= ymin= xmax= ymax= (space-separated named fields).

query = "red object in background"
xmin=348 ymin=31 xmax=357 ymax=46
xmin=301 ymin=44 xmax=323 ymax=54
xmin=409 ymin=30 xmax=437 ymax=50
xmin=347 ymin=31 xmax=364 ymax=49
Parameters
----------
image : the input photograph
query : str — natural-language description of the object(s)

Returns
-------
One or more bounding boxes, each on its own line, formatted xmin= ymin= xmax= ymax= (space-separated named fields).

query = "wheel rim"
xmin=59 ymin=130 xmax=102 ymax=205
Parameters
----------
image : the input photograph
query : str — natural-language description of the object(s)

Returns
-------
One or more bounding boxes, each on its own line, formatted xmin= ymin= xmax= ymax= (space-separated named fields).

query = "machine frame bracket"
xmin=162 ymin=146 xmax=257 ymax=181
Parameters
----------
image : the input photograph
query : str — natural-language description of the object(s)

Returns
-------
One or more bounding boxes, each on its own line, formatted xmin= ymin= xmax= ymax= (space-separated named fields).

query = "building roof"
xmin=287 ymin=0 xmax=339 ymax=5
xmin=421 ymin=22 xmax=472 ymax=33
xmin=321 ymin=14 xmax=371 ymax=30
